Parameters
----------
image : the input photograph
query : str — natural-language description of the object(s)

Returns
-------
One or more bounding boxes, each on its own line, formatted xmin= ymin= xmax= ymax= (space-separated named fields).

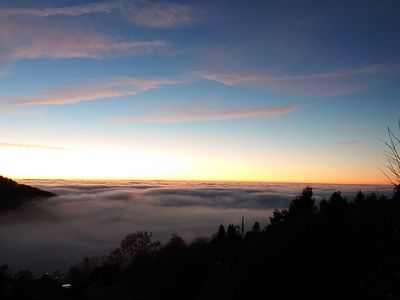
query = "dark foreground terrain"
xmin=0 ymin=176 xmax=55 ymax=211
xmin=1 ymin=181 xmax=400 ymax=300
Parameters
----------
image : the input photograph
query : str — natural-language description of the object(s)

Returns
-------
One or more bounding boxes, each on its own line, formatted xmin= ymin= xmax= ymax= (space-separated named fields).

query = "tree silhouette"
xmin=381 ymin=120 xmax=400 ymax=186
xmin=354 ymin=190 xmax=365 ymax=205
xmin=226 ymin=224 xmax=241 ymax=239
xmin=120 ymin=231 xmax=159 ymax=267
xmin=216 ymin=224 xmax=226 ymax=241
xmin=165 ymin=234 xmax=187 ymax=250
xmin=287 ymin=186 xmax=316 ymax=227
xmin=251 ymin=221 xmax=260 ymax=233
xmin=106 ymin=247 xmax=123 ymax=266
xmin=270 ymin=208 xmax=288 ymax=225
xmin=289 ymin=186 xmax=315 ymax=214
xmin=0 ymin=265 xmax=12 ymax=299
xmin=321 ymin=191 xmax=349 ymax=215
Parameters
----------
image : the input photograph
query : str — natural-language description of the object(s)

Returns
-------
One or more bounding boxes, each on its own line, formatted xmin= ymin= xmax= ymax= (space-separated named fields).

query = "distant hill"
xmin=0 ymin=176 xmax=56 ymax=211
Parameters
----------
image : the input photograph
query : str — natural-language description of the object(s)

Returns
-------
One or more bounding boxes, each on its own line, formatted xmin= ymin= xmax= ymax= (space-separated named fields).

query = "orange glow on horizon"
xmin=11 ymin=176 xmax=387 ymax=186
xmin=0 ymin=145 xmax=387 ymax=186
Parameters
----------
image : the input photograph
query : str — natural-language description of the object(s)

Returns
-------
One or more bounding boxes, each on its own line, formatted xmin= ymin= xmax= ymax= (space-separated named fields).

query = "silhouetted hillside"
xmin=0 ymin=176 xmax=56 ymax=211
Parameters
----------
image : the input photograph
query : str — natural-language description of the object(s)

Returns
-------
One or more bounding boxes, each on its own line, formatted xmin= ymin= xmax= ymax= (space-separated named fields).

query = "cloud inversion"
xmin=0 ymin=179 xmax=391 ymax=275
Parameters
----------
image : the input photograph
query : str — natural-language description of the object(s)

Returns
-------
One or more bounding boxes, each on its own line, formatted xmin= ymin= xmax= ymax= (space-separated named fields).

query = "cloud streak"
xmin=0 ymin=2 xmax=118 ymax=17
xmin=263 ymin=63 xmax=400 ymax=81
xmin=108 ymin=105 xmax=296 ymax=123
xmin=198 ymin=64 xmax=400 ymax=84
xmin=126 ymin=2 xmax=193 ymax=28
xmin=193 ymin=71 xmax=265 ymax=86
xmin=0 ymin=2 xmax=187 ymax=68
xmin=10 ymin=38 xmax=167 ymax=61
xmin=0 ymin=17 xmax=168 ymax=65
xmin=0 ymin=1 xmax=193 ymax=29
xmin=5 ymin=77 xmax=182 ymax=105
xmin=195 ymin=63 xmax=400 ymax=95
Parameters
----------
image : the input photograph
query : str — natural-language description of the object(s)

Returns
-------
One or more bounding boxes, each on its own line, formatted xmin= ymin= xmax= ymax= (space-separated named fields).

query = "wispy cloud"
xmin=0 ymin=1 xmax=193 ymax=28
xmin=0 ymin=2 xmax=118 ymax=17
xmin=192 ymin=71 xmax=265 ymax=86
xmin=10 ymin=37 xmax=167 ymax=61
xmin=125 ymin=2 xmax=193 ymax=28
xmin=195 ymin=63 xmax=400 ymax=95
xmin=0 ymin=18 xmax=167 ymax=62
xmin=0 ymin=1 xmax=194 ymax=65
xmin=263 ymin=63 xmax=400 ymax=81
xmin=0 ymin=142 xmax=68 ymax=151
xmin=197 ymin=63 xmax=400 ymax=85
xmin=5 ymin=76 xmax=182 ymax=105
xmin=108 ymin=105 xmax=296 ymax=123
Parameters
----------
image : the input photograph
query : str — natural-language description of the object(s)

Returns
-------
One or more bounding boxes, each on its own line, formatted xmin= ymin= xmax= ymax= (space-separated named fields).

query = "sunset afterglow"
xmin=3 ymin=2 xmax=400 ymax=297
xmin=0 ymin=0 xmax=399 ymax=184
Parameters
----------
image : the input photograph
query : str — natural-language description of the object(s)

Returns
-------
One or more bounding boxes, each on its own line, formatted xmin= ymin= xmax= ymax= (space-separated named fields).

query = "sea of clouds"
xmin=0 ymin=180 xmax=393 ymax=275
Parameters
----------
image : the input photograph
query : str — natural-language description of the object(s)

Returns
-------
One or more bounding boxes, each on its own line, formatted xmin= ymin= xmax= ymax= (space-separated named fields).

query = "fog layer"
xmin=0 ymin=180 xmax=391 ymax=275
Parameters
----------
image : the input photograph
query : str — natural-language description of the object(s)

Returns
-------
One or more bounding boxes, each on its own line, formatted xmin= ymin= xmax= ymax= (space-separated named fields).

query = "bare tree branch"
xmin=382 ymin=120 xmax=400 ymax=186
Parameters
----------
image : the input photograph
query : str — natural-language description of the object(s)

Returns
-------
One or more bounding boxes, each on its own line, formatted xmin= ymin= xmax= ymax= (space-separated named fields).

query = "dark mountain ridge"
xmin=0 ymin=176 xmax=56 ymax=210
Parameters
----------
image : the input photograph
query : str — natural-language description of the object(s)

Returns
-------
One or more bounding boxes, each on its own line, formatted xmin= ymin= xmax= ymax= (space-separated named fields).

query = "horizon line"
xmin=13 ymin=176 xmax=390 ymax=186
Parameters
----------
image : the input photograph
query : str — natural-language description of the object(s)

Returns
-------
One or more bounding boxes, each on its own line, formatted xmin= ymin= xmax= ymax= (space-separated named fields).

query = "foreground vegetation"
xmin=2 ymin=185 xmax=400 ymax=299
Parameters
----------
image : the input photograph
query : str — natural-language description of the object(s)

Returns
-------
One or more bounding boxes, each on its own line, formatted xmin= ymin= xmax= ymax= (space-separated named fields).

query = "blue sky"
xmin=0 ymin=0 xmax=399 ymax=183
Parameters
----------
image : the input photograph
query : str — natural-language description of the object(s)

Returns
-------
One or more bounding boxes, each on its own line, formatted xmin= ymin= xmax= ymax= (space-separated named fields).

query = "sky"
xmin=0 ymin=0 xmax=399 ymax=183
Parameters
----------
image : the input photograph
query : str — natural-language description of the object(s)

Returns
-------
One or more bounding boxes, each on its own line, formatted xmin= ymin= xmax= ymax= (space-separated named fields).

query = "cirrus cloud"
xmin=107 ymin=105 xmax=296 ymax=124
xmin=0 ymin=1 xmax=192 ymax=70
xmin=194 ymin=63 xmax=400 ymax=96
xmin=0 ymin=2 xmax=118 ymax=17
xmin=0 ymin=1 xmax=194 ymax=29
xmin=0 ymin=18 xmax=167 ymax=63
xmin=4 ymin=76 xmax=183 ymax=105
xmin=196 ymin=63 xmax=400 ymax=84
xmin=193 ymin=71 xmax=265 ymax=86
xmin=125 ymin=2 xmax=193 ymax=28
